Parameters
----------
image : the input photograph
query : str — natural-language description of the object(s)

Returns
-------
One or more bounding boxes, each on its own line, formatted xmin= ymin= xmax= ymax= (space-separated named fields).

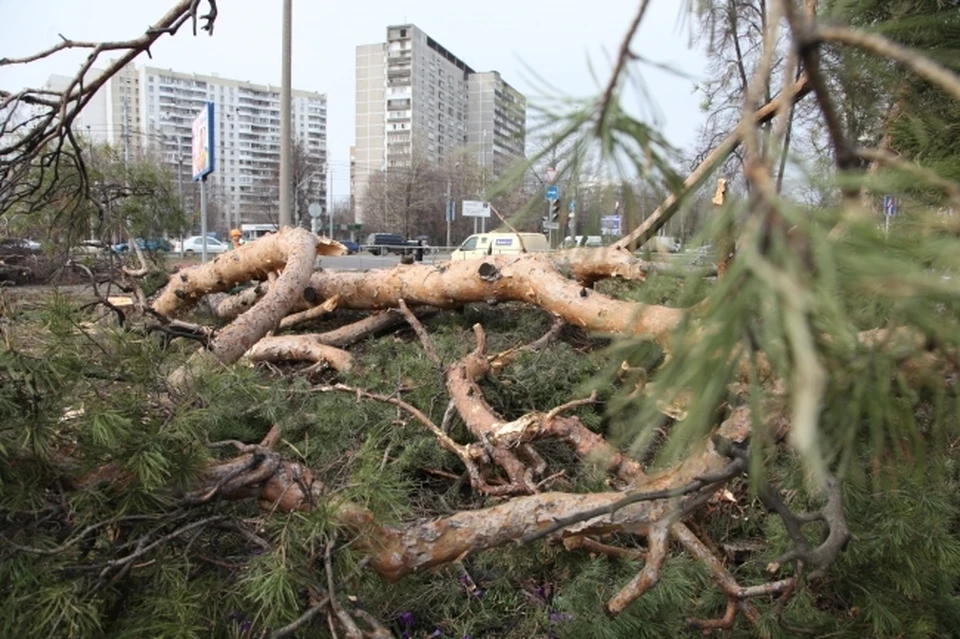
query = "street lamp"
xmin=446 ymin=161 xmax=460 ymax=249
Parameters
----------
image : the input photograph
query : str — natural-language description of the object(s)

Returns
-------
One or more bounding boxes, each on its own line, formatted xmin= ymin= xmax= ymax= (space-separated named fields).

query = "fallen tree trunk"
xmin=302 ymin=255 xmax=684 ymax=351
xmin=207 ymin=248 xmax=662 ymax=323
xmin=154 ymin=229 xmax=341 ymax=376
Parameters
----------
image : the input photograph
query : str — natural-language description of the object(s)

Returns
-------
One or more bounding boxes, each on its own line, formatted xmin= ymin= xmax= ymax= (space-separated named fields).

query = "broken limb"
xmin=246 ymin=335 xmax=354 ymax=373
xmin=314 ymin=308 xmax=440 ymax=348
xmin=606 ymin=523 xmax=669 ymax=615
xmin=397 ymin=298 xmax=442 ymax=368
xmin=611 ymin=74 xmax=812 ymax=251
xmin=446 ymin=325 xmax=544 ymax=494
xmin=488 ymin=316 xmax=565 ymax=373
xmin=313 ymin=383 xmax=493 ymax=495
xmin=277 ymin=294 xmax=341 ymax=330
xmin=331 ymin=405 xmax=753 ymax=582
xmin=758 ymin=470 xmax=851 ymax=579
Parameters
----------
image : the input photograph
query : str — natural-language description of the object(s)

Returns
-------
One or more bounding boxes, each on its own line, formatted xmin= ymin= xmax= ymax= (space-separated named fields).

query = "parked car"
xmin=73 ymin=239 xmax=109 ymax=255
xmin=177 ymin=235 xmax=229 ymax=255
xmin=112 ymin=238 xmax=172 ymax=253
xmin=363 ymin=233 xmax=409 ymax=256
xmin=562 ymin=235 xmax=604 ymax=249
xmin=339 ymin=240 xmax=360 ymax=255
xmin=0 ymin=238 xmax=41 ymax=253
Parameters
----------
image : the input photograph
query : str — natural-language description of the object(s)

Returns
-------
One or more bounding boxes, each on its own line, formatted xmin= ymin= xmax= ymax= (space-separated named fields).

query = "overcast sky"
xmin=0 ymin=0 xmax=707 ymax=196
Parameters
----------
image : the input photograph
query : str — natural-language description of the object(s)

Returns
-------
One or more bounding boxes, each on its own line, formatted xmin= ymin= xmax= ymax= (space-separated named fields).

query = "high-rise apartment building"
xmin=56 ymin=64 xmax=328 ymax=231
xmin=353 ymin=24 xmax=527 ymax=224
xmin=467 ymin=71 xmax=526 ymax=174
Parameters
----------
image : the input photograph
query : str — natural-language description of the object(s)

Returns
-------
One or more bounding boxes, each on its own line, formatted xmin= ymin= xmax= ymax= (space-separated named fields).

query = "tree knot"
xmin=477 ymin=262 xmax=501 ymax=282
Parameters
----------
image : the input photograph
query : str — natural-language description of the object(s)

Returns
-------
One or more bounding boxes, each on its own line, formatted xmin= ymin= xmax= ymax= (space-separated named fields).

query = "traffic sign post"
xmin=545 ymin=185 xmax=559 ymax=201
xmin=883 ymin=194 xmax=898 ymax=236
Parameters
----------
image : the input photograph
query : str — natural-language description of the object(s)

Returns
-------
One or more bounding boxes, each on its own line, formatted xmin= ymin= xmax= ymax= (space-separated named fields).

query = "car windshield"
xmin=459 ymin=237 xmax=479 ymax=250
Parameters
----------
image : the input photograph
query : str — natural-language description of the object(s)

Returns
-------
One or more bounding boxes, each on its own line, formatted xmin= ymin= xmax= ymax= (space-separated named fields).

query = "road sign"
xmin=545 ymin=167 xmax=558 ymax=183
xmin=462 ymin=200 xmax=491 ymax=218
xmin=308 ymin=203 xmax=323 ymax=218
xmin=568 ymin=199 xmax=576 ymax=212
xmin=445 ymin=199 xmax=456 ymax=222
xmin=347 ymin=223 xmax=362 ymax=231
xmin=600 ymin=214 xmax=622 ymax=236
xmin=883 ymin=195 xmax=897 ymax=217
xmin=545 ymin=185 xmax=559 ymax=201
xmin=543 ymin=222 xmax=560 ymax=230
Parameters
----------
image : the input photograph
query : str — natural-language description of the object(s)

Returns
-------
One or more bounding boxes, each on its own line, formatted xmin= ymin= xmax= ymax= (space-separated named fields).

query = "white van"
xmin=450 ymin=232 xmax=550 ymax=261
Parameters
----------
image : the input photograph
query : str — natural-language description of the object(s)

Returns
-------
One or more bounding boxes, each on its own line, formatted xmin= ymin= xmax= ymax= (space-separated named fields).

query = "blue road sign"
xmin=446 ymin=199 xmax=455 ymax=222
xmin=568 ymin=199 xmax=576 ymax=212
xmin=545 ymin=185 xmax=559 ymax=201
xmin=883 ymin=195 xmax=897 ymax=217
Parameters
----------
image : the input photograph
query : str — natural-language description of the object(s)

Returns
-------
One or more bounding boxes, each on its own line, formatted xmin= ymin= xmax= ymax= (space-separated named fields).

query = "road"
xmin=315 ymin=251 xmax=453 ymax=270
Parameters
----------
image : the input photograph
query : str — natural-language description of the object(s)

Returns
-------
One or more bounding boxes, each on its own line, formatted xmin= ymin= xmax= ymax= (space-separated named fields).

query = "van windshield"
xmin=459 ymin=237 xmax=479 ymax=250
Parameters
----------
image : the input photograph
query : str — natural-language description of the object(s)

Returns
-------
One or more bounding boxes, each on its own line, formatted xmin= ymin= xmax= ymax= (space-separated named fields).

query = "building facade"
xmin=59 ymin=63 xmax=328 ymax=232
xmin=353 ymin=24 xmax=527 ymax=224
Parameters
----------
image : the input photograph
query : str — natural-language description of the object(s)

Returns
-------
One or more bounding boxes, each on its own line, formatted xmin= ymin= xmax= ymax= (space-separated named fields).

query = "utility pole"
xmin=445 ymin=178 xmax=452 ymax=248
xmin=278 ymin=0 xmax=293 ymax=227
xmin=121 ymin=97 xmax=130 ymax=167
xmin=176 ymin=137 xmax=185 ymax=257
xmin=328 ymin=166 xmax=334 ymax=239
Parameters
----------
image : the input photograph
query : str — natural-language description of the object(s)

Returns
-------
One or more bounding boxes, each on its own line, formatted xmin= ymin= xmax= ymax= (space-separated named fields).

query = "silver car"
xmin=177 ymin=236 xmax=229 ymax=254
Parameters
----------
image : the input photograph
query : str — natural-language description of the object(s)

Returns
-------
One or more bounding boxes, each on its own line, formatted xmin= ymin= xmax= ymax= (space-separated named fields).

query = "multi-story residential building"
xmin=353 ymin=24 xmax=527 ymax=224
xmin=355 ymin=43 xmax=386 ymax=219
xmin=53 ymin=64 xmax=328 ymax=231
xmin=467 ymin=71 xmax=526 ymax=176
xmin=140 ymin=67 xmax=327 ymax=229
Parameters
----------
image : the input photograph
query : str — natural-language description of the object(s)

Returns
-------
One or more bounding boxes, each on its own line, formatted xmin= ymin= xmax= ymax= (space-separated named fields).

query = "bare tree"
xmin=0 ymin=0 xmax=218 ymax=220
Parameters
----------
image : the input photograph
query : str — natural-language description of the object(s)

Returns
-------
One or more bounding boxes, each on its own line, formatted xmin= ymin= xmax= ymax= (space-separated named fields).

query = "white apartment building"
xmin=57 ymin=64 xmax=328 ymax=231
xmin=353 ymin=24 xmax=527 ymax=224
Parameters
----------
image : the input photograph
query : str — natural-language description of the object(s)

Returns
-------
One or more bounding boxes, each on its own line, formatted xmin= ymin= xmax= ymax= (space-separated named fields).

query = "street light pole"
xmin=278 ymin=0 xmax=293 ymax=227
xmin=328 ymin=166 xmax=334 ymax=239
xmin=445 ymin=178 xmax=452 ymax=249
xmin=176 ymin=137 xmax=185 ymax=257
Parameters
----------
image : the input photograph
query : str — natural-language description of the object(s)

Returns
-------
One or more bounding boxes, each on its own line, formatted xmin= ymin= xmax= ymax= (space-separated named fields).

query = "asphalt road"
xmin=315 ymin=251 xmax=453 ymax=270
